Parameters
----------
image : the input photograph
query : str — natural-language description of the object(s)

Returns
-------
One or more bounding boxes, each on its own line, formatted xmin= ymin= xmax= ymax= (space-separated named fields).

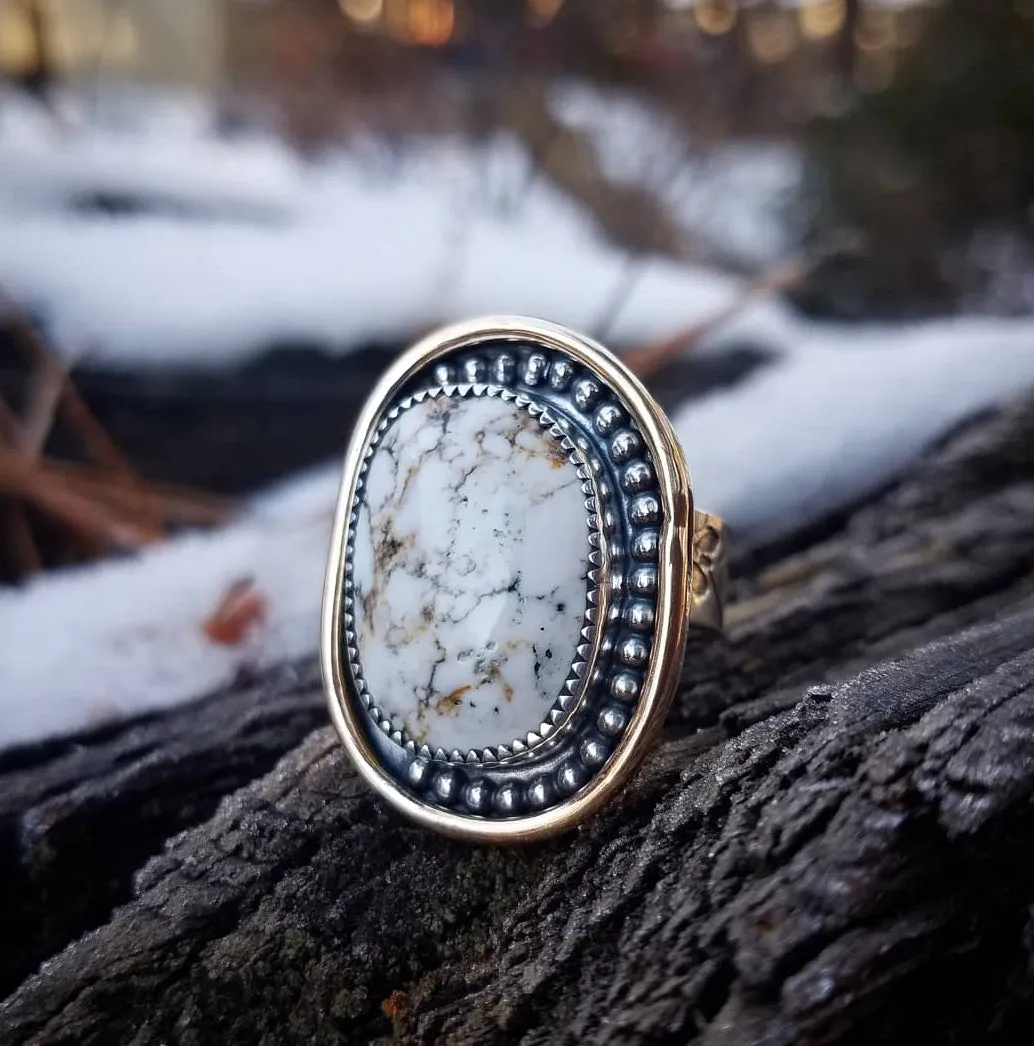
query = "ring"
xmin=321 ymin=316 xmax=727 ymax=842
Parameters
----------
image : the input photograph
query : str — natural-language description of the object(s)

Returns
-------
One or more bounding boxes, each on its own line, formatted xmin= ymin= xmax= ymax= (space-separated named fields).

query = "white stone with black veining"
xmin=352 ymin=394 xmax=589 ymax=753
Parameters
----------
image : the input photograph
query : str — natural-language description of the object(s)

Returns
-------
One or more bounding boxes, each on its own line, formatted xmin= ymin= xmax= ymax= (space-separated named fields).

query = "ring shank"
xmin=688 ymin=510 xmax=727 ymax=634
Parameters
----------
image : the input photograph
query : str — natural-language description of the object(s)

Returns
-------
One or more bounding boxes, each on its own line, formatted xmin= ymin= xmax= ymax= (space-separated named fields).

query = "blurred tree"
xmin=799 ymin=0 xmax=1034 ymax=317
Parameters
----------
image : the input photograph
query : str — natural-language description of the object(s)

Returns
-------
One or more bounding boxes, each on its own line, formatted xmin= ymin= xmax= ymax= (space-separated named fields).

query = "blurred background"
xmin=1 ymin=0 xmax=1034 ymax=745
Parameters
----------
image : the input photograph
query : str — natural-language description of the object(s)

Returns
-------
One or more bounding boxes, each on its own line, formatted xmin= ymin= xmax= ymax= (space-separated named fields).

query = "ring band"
xmin=321 ymin=316 xmax=726 ymax=842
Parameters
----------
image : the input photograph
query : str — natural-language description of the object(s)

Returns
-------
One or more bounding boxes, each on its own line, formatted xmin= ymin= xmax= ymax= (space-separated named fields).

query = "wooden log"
xmin=2 ymin=605 xmax=1033 ymax=1045
xmin=0 ymin=664 xmax=325 ymax=999
xmin=2 ymin=394 xmax=1034 ymax=1043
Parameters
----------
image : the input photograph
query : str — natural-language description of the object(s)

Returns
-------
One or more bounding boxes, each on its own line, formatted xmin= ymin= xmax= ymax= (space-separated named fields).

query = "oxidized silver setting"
xmin=322 ymin=316 xmax=707 ymax=843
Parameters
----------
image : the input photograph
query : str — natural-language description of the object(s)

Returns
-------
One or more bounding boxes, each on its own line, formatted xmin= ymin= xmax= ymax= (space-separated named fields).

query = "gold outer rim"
xmin=320 ymin=315 xmax=694 ymax=843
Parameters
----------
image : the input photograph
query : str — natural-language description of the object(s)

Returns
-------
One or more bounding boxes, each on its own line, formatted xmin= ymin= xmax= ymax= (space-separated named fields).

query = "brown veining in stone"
xmin=350 ymin=393 xmax=591 ymax=752
xmin=434 ymin=685 xmax=473 ymax=717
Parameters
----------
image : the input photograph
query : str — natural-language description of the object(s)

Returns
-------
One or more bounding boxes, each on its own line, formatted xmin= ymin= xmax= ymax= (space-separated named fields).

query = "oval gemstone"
xmin=351 ymin=394 xmax=589 ymax=753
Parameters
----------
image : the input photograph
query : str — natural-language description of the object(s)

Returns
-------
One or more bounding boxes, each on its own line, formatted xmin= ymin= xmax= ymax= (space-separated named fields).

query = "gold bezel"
xmin=320 ymin=316 xmax=693 ymax=843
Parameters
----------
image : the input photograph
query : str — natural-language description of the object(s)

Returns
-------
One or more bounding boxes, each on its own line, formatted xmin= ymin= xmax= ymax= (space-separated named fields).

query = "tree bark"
xmin=3 ymin=393 xmax=1034 ymax=1044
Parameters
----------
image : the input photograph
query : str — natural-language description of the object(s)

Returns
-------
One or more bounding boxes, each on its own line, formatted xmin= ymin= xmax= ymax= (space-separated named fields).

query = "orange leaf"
xmin=203 ymin=577 xmax=267 ymax=646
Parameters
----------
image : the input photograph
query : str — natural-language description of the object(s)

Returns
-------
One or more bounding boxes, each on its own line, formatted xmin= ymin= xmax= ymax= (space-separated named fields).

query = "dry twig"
xmin=620 ymin=254 xmax=810 ymax=378
xmin=51 ymin=463 xmax=232 ymax=528
xmin=0 ymin=394 xmax=44 ymax=573
xmin=0 ymin=447 xmax=160 ymax=551
xmin=0 ymin=292 xmax=234 ymax=578
xmin=0 ymin=292 xmax=134 ymax=475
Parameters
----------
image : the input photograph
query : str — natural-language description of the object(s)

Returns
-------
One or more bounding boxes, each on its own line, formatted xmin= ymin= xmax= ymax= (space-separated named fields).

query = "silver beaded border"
xmin=339 ymin=342 xmax=664 ymax=820
xmin=342 ymin=383 xmax=608 ymax=765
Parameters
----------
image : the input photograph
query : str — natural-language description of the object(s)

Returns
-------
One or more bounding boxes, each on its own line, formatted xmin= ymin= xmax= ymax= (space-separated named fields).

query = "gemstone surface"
xmin=351 ymin=393 xmax=590 ymax=752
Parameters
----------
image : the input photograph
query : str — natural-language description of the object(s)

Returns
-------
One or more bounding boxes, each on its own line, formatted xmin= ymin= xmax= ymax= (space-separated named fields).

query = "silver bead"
xmin=574 ymin=378 xmax=600 ymax=411
xmin=610 ymin=672 xmax=640 ymax=701
xmin=625 ymin=601 xmax=655 ymax=631
xmin=623 ymin=461 xmax=654 ymax=493
xmin=618 ymin=636 xmax=650 ymax=668
xmin=433 ymin=363 xmax=454 ymax=386
xmin=598 ymin=706 xmax=628 ymax=737
xmin=433 ymin=769 xmax=459 ymax=803
xmin=557 ymin=761 xmax=587 ymax=795
xmin=549 ymin=358 xmax=574 ymax=390
xmin=633 ymin=529 xmax=660 ymax=561
xmin=602 ymin=508 xmax=618 ymax=535
xmin=594 ymin=403 xmax=623 ymax=435
xmin=629 ymin=565 xmax=657 ymax=595
xmin=611 ymin=430 xmax=642 ymax=463
xmin=407 ymin=758 xmax=432 ymax=787
xmin=524 ymin=353 xmax=548 ymax=385
xmin=493 ymin=353 xmax=516 ymax=385
xmin=527 ymin=776 xmax=554 ymax=808
xmin=630 ymin=494 xmax=661 ymax=525
xmin=463 ymin=356 xmax=486 ymax=383
xmin=580 ymin=737 xmax=609 ymax=767
xmin=494 ymin=782 xmax=522 ymax=815
xmin=464 ymin=778 xmax=491 ymax=813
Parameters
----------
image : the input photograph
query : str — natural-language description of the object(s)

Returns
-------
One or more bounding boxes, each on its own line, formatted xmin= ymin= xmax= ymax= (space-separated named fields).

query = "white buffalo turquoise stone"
xmin=351 ymin=393 xmax=590 ymax=753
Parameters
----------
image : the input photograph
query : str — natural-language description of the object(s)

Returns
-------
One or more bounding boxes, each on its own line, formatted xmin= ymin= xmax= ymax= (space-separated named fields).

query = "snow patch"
xmin=2 ymin=314 xmax=1033 ymax=750
xmin=0 ymin=85 xmax=786 ymax=367
xmin=550 ymin=81 xmax=800 ymax=266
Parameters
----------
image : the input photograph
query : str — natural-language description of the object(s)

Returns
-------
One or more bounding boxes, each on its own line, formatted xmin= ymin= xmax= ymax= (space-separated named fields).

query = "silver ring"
xmin=321 ymin=316 xmax=726 ymax=842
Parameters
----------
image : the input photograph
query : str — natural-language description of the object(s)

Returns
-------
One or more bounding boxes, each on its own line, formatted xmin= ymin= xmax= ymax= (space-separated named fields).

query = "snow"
xmin=0 ymin=466 xmax=338 ymax=749
xmin=0 ymin=92 xmax=301 ymax=222
xmin=1 ymin=83 xmax=1033 ymax=750
xmin=676 ymin=317 xmax=1034 ymax=534
xmin=2 ymin=311 xmax=1034 ymax=751
xmin=549 ymin=81 xmax=800 ymax=266
xmin=0 ymin=87 xmax=750 ymax=366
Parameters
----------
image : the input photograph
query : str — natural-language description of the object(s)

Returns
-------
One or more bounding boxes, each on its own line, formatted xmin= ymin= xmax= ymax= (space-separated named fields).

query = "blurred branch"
xmin=0 ymin=394 xmax=22 ymax=445
xmin=0 ymin=446 xmax=160 ymax=551
xmin=52 ymin=463 xmax=232 ymax=529
xmin=0 ymin=289 xmax=165 ymax=536
xmin=497 ymin=77 xmax=690 ymax=263
xmin=621 ymin=240 xmax=860 ymax=378
xmin=0 ymin=292 xmax=235 ymax=579
xmin=593 ymin=255 xmax=646 ymax=344
xmin=0 ymin=395 xmax=43 ymax=574
xmin=18 ymin=354 xmax=64 ymax=456
xmin=0 ymin=292 xmax=137 ymax=477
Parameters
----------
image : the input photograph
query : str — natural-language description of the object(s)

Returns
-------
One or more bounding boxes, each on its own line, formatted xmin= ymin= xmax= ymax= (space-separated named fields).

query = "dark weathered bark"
xmin=3 ymin=604 xmax=1034 ymax=1046
xmin=0 ymin=664 xmax=325 ymax=998
xmin=3 ymin=394 xmax=1034 ymax=1044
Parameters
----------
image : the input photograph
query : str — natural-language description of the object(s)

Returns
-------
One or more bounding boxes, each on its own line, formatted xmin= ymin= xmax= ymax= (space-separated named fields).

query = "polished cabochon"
xmin=321 ymin=317 xmax=693 ymax=842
